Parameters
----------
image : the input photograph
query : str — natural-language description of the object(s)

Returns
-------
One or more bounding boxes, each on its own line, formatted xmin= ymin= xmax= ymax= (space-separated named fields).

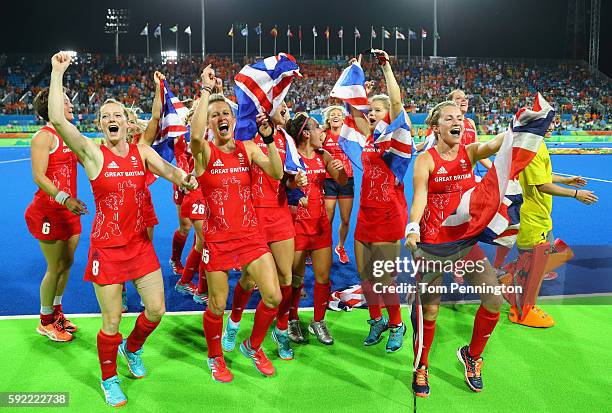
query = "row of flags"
xmin=228 ymin=25 xmax=432 ymax=40
xmin=140 ymin=24 xmax=192 ymax=37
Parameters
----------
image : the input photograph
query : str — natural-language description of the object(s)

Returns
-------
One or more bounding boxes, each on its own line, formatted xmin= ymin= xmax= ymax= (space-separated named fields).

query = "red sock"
xmin=230 ymin=282 xmax=253 ymax=323
xmin=415 ymin=319 xmax=436 ymax=367
xmin=289 ymin=284 xmax=303 ymax=320
xmin=493 ymin=246 xmax=511 ymax=268
xmin=386 ymin=304 xmax=402 ymax=326
xmin=40 ymin=313 xmax=55 ymax=325
xmin=52 ymin=304 xmax=63 ymax=316
xmin=97 ymin=330 xmax=123 ymax=380
xmin=469 ymin=305 xmax=500 ymax=359
xmin=249 ymin=301 xmax=278 ymax=349
xmin=126 ymin=312 xmax=161 ymax=353
xmin=313 ymin=281 xmax=331 ymax=322
xmin=198 ymin=260 xmax=208 ymax=294
xmin=203 ymin=308 xmax=223 ymax=358
xmin=368 ymin=304 xmax=382 ymax=320
xmin=171 ymin=230 xmax=188 ymax=262
xmin=275 ymin=285 xmax=292 ymax=330
xmin=179 ymin=247 xmax=202 ymax=284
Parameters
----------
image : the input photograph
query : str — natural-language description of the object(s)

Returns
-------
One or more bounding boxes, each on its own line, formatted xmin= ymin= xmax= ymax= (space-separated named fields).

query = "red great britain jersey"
xmin=174 ymin=133 xmax=194 ymax=173
xmin=295 ymin=151 xmax=327 ymax=220
xmin=131 ymin=133 xmax=157 ymax=186
xmin=251 ymin=130 xmax=287 ymax=208
xmin=90 ymin=144 xmax=148 ymax=248
xmin=420 ymin=145 xmax=476 ymax=244
xmin=322 ymin=130 xmax=353 ymax=179
xmin=31 ymin=126 xmax=78 ymax=210
xmin=197 ymin=140 xmax=259 ymax=242
xmin=462 ymin=118 xmax=477 ymax=145
xmin=360 ymin=135 xmax=406 ymax=209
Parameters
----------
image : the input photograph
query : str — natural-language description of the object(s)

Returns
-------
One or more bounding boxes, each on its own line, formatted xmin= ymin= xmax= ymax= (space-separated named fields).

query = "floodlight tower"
xmin=588 ymin=0 xmax=600 ymax=72
xmin=105 ymin=9 xmax=130 ymax=63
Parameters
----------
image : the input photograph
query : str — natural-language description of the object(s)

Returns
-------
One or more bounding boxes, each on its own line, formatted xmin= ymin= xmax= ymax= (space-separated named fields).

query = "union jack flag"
xmin=152 ymin=79 xmax=189 ymax=162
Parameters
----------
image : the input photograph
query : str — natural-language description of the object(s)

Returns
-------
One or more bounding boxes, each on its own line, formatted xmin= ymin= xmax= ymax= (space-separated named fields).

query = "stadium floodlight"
xmin=105 ymin=8 xmax=130 ymax=63
xmin=161 ymin=50 xmax=178 ymax=64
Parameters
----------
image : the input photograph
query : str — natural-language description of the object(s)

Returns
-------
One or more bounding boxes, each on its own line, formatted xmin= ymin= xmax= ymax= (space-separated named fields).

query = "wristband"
xmin=262 ymin=133 xmax=275 ymax=145
xmin=574 ymin=189 xmax=578 ymax=199
xmin=405 ymin=222 xmax=420 ymax=237
xmin=202 ymin=85 xmax=213 ymax=94
xmin=55 ymin=191 xmax=70 ymax=205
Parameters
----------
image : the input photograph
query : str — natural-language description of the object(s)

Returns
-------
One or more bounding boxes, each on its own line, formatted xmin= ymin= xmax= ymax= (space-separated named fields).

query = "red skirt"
xmin=180 ymin=190 xmax=207 ymax=221
xmin=173 ymin=184 xmax=185 ymax=205
xmin=255 ymin=206 xmax=295 ymax=244
xmin=294 ymin=215 xmax=332 ymax=251
xmin=355 ymin=205 xmax=407 ymax=243
xmin=25 ymin=204 xmax=81 ymax=241
xmin=203 ymin=233 xmax=270 ymax=272
xmin=84 ymin=237 xmax=160 ymax=285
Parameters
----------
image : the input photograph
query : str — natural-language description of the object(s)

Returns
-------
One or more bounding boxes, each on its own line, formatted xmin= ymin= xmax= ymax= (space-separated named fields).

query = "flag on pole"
xmin=152 ymin=80 xmax=189 ymax=162
xmin=373 ymin=111 xmax=415 ymax=182
xmin=396 ymin=30 xmax=405 ymax=40
xmin=409 ymin=29 xmax=416 ymax=40
xmin=233 ymin=53 xmax=302 ymax=140
xmin=169 ymin=25 xmax=178 ymax=33
xmin=421 ymin=28 xmax=427 ymax=38
xmin=270 ymin=26 xmax=278 ymax=37
xmin=338 ymin=28 xmax=343 ymax=38
xmin=324 ymin=27 xmax=330 ymax=39
xmin=287 ymin=27 xmax=293 ymax=37
xmin=241 ymin=25 xmax=249 ymax=37
xmin=228 ymin=26 xmax=234 ymax=37
xmin=184 ymin=26 xmax=191 ymax=35
xmin=153 ymin=24 xmax=162 ymax=38
xmin=255 ymin=24 xmax=262 ymax=36
xmin=371 ymin=27 xmax=377 ymax=38
xmin=312 ymin=26 xmax=318 ymax=37
xmin=383 ymin=29 xmax=391 ymax=38
xmin=298 ymin=26 xmax=302 ymax=41
xmin=435 ymin=32 xmax=441 ymax=40
xmin=354 ymin=27 xmax=361 ymax=38
xmin=140 ymin=24 xmax=148 ymax=36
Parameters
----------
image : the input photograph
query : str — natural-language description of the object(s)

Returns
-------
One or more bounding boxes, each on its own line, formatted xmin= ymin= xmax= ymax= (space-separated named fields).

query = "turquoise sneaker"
xmin=363 ymin=316 xmax=389 ymax=346
xmin=100 ymin=375 xmax=127 ymax=407
xmin=118 ymin=339 xmax=146 ymax=378
xmin=221 ymin=320 xmax=240 ymax=352
xmin=193 ymin=291 xmax=208 ymax=305
xmin=271 ymin=327 xmax=294 ymax=360
xmin=386 ymin=323 xmax=407 ymax=353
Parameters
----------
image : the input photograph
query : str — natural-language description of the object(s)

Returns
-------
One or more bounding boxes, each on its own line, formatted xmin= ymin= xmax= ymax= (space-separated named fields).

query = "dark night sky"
xmin=2 ymin=0 xmax=611 ymax=76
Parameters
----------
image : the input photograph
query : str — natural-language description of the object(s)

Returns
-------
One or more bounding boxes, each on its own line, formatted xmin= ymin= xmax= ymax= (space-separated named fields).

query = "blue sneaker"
xmin=118 ymin=339 xmax=146 ymax=378
xmin=175 ymin=281 xmax=197 ymax=296
xmin=412 ymin=365 xmax=430 ymax=398
xmin=100 ymin=375 xmax=127 ymax=407
xmin=364 ymin=316 xmax=389 ymax=346
xmin=121 ymin=290 xmax=128 ymax=313
xmin=271 ymin=327 xmax=294 ymax=360
xmin=193 ymin=292 xmax=208 ymax=305
xmin=222 ymin=320 xmax=240 ymax=352
xmin=457 ymin=345 xmax=484 ymax=392
xmin=386 ymin=323 xmax=406 ymax=353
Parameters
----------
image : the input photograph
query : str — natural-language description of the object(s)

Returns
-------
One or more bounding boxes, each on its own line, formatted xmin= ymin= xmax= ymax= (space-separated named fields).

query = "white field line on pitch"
xmin=1 ymin=292 xmax=611 ymax=320
xmin=554 ymin=172 xmax=612 ymax=184
xmin=0 ymin=157 xmax=30 ymax=164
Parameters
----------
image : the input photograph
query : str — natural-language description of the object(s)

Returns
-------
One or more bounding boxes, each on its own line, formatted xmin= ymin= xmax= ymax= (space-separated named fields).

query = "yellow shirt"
xmin=516 ymin=142 xmax=553 ymax=249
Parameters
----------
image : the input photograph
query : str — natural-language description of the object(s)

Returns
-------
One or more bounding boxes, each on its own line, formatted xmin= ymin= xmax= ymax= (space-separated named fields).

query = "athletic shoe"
xmin=121 ymin=290 xmax=128 ymax=313
xmin=386 ymin=323 xmax=406 ymax=353
xmin=456 ymin=345 xmax=484 ymax=392
xmin=271 ymin=327 xmax=294 ymax=360
xmin=36 ymin=320 xmax=73 ymax=342
xmin=175 ymin=281 xmax=198 ymax=296
xmin=543 ymin=271 xmax=558 ymax=281
xmin=412 ymin=365 xmax=430 ymax=398
xmin=207 ymin=355 xmax=233 ymax=383
xmin=169 ymin=259 xmax=184 ymax=276
xmin=222 ymin=321 xmax=240 ymax=352
xmin=305 ymin=254 xmax=312 ymax=266
xmin=118 ymin=339 xmax=146 ymax=378
xmin=508 ymin=305 xmax=555 ymax=328
xmin=308 ymin=320 xmax=334 ymax=345
xmin=100 ymin=375 xmax=127 ymax=407
xmin=239 ymin=340 xmax=275 ymax=377
xmin=334 ymin=245 xmax=350 ymax=264
xmin=288 ymin=320 xmax=307 ymax=344
xmin=363 ymin=316 xmax=389 ymax=346
xmin=55 ymin=312 xmax=78 ymax=333
xmin=193 ymin=291 xmax=209 ymax=305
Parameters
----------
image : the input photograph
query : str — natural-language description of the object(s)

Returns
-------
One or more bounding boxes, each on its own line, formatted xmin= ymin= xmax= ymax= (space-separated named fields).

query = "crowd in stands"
xmin=1 ymin=53 xmax=610 ymax=131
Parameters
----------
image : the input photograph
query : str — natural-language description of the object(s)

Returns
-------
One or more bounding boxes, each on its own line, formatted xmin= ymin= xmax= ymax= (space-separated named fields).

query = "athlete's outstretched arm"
xmin=535 ymin=182 xmax=598 ymax=204
xmin=49 ymin=52 xmax=100 ymax=170
xmin=374 ymin=49 xmax=403 ymax=122
xmin=140 ymin=71 xmax=165 ymax=146
xmin=138 ymin=144 xmax=197 ymax=190
xmin=405 ymin=153 xmax=432 ymax=251
xmin=246 ymin=113 xmax=283 ymax=180
xmin=467 ymin=132 xmax=505 ymax=163
xmin=322 ymin=150 xmax=348 ymax=185
xmin=189 ymin=65 xmax=215 ymax=173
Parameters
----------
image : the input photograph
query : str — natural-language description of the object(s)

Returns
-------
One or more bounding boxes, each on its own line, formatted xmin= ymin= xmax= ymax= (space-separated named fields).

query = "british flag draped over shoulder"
xmin=434 ymin=93 xmax=554 ymax=247
xmin=330 ymin=61 xmax=415 ymax=182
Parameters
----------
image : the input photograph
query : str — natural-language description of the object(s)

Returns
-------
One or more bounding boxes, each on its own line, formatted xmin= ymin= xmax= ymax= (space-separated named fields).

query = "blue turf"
xmin=1 ymin=149 xmax=611 ymax=316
